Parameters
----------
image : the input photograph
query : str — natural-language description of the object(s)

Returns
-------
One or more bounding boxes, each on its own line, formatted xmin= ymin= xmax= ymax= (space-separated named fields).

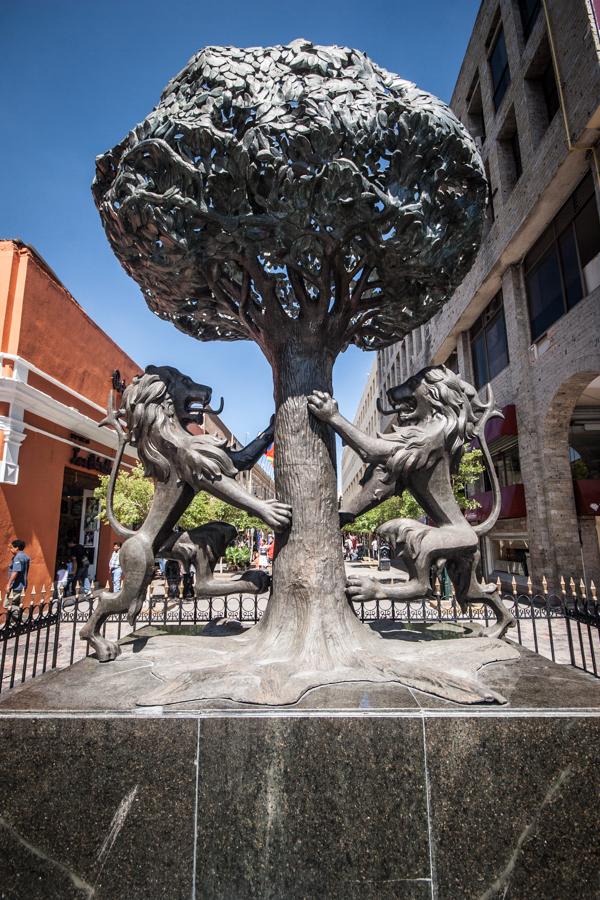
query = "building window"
xmin=466 ymin=76 xmax=486 ymax=145
xmin=498 ymin=110 xmax=523 ymax=194
xmin=525 ymin=171 xmax=600 ymax=342
xmin=524 ymin=38 xmax=560 ymax=147
xmin=470 ymin=293 xmax=510 ymax=389
xmin=518 ymin=0 xmax=541 ymax=41
xmin=540 ymin=60 xmax=560 ymax=122
xmin=445 ymin=349 xmax=459 ymax=374
xmin=510 ymin=131 xmax=522 ymax=181
xmin=485 ymin=162 xmax=496 ymax=224
xmin=489 ymin=26 xmax=511 ymax=111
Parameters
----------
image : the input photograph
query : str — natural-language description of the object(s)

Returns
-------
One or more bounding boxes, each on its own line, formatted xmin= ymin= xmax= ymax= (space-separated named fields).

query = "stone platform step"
xmin=0 ymin=634 xmax=599 ymax=898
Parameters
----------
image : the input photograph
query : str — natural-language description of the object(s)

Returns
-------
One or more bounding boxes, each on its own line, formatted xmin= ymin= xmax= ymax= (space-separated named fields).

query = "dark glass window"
xmin=470 ymin=293 xmax=510 ymax=389
xmin=526 ymin=249 xmax=564 ymax=339
xmin=467 ymin=77 xmax=486 ymax=143
xmin=489 ymin=28 xmax=511 ymax=110
xmin=445 ymin=349 xmax=459 ymax=374
xmin=541 ymin=61 xmax=560 ymax=122
xmin=510 ymin=130 xmax=522 ymax=181
xmin=518 ymin=0 xmax=541 ymax=40
xmin=525 ymin=171 xmax=600 ymax=341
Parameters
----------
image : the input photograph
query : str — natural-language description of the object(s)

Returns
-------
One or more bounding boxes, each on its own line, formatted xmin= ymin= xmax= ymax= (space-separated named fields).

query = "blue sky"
xmin=0 ymin=0 xmax=479 ymax=447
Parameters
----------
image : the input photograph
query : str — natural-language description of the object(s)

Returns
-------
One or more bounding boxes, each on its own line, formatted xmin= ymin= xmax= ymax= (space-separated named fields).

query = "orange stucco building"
xmin=0 ymin=240 xmax=140 ymax=592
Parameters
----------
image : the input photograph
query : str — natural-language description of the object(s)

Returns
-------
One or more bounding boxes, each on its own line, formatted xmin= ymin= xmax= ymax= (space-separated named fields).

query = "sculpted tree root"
xmin=137 ymin=619 xmax=519 ymax=708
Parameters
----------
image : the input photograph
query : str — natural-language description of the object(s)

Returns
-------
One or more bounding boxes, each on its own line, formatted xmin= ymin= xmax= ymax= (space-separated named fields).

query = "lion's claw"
xmin=346 ymin=575 xmax=386 ymax=603
xmin=262 ymin=499 xmax=292 ymax=531
xmin=307 ymin=390 xmax=338 ymax=422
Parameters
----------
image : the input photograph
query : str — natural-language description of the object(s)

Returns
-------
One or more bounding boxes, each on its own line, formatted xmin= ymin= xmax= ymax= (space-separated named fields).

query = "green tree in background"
xmin=344 ymin=448 xmax=485 ymax=535
xmin=96 ymin=449 xmax=484 ymax=539
xmin=94 ymin=464 xmax=268 ymax=533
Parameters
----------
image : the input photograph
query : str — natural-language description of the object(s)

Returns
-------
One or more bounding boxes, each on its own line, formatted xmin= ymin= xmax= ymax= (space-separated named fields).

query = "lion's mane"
xmin=382 ymin=366 xmax=490 ymax=478
xmin=121 ymin=369 xmax=237 ymax=484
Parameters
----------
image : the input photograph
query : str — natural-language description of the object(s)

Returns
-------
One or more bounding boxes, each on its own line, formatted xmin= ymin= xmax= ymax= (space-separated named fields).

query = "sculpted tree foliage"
xmin=91 ymin=41 xmax=512 ymax=705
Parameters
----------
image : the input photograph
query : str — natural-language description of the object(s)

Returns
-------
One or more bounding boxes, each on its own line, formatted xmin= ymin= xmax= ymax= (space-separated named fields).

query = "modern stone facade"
xmin=340 ymin=361 xmax=378 ymax=508
xmin=374 ymin=0 xmax=600 ymax=590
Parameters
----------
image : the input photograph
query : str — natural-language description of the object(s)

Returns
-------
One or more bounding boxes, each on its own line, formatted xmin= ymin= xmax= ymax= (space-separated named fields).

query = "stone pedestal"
xmin=1 ymin=632 xmax=599 ymax=898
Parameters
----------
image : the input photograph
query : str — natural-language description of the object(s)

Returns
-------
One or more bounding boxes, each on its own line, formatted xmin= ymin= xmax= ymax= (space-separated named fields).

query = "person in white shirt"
xmin=109 ymin=542 xmax=122 ymax=592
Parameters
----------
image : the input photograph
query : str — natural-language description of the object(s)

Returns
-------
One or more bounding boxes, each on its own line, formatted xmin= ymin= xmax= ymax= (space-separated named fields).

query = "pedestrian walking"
xmin=67 ymin=540 xmax=91 ymax=596
xmin=371 ymin=537 xmax=378 ymax=560
xmin=109 ymin=541 xmax=122 ymax=592
xmin=5 ymin=539 xmax=30 ymax=608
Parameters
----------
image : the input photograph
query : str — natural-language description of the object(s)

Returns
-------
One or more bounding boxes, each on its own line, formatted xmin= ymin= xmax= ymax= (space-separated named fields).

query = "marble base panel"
xmin=1 ymin=647 xmax=600 ymax=898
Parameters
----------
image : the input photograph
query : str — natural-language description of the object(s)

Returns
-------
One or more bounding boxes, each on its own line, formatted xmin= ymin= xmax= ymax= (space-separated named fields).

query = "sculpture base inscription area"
xmin=1 ymin=649 xmax=599 ymax=899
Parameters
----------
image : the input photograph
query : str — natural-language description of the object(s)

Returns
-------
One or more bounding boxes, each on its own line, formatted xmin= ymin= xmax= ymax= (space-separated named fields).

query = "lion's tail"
xmin=101 ymin=393 xmax=137 ymax=542
xmin=472 ymin=385 xmax=503 ymax=537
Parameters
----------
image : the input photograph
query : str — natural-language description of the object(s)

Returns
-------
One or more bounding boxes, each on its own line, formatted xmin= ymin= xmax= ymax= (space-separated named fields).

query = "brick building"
xmin=344 ymin=0 xmax=600 ymax=590
xmin=0 ymin=240 xmax=273 ymax=591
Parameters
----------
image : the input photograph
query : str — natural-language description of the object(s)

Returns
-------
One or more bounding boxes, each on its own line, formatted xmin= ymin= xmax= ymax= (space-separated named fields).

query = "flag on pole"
xmin=265 ymin=442 xmax=274 ymax=464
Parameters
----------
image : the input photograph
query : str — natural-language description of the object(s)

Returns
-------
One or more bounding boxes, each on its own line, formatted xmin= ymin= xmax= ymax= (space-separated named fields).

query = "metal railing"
xmin=1 ymin=577 xmax=599 ymax=693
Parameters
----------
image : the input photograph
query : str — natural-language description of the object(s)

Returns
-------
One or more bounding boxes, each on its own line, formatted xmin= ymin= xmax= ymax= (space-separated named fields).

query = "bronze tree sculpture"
xmin=92 ymin=40 xmax=517 ymax=705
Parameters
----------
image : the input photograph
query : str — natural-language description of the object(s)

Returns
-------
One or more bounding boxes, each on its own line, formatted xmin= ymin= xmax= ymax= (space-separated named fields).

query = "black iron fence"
xmin=1 ymin=584 xmax=599 ymax=693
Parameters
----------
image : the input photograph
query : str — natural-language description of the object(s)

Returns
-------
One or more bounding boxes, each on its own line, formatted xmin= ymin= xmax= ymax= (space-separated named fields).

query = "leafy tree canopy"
xmin=93 ymin=40 xmax=486 ymax=355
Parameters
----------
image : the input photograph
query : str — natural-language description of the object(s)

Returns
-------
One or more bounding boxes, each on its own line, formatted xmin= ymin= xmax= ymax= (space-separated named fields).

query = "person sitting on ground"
xmin=55 ymin=562 xmax=69 ymax=598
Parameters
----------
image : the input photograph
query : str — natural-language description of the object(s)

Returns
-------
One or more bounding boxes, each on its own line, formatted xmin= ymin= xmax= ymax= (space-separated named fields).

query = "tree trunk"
xmin=254 ymin=340 xmax=366 ymax=659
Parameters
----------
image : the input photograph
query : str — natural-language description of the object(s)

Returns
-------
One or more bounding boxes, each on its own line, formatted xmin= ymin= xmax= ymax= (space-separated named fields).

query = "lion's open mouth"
xmin=393 ymin=397 xmax=418 ymax=421
xmin=185 ymin=394 xmax=224 ymax=418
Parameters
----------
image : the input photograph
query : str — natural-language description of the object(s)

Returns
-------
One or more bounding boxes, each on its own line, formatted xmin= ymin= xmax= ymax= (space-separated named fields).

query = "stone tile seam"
xmin=421 ymin=716 xmax=437 ymax=900
xmin=191 ymin=718 xmax=200 ymax=900
xmin=1 ymin=707 xmax=600 ymax=719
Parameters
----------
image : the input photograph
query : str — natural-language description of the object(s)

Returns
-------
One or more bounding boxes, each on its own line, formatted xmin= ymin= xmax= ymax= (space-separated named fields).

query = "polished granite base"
xmin=1 ymin=630 xmax=600 ymax=898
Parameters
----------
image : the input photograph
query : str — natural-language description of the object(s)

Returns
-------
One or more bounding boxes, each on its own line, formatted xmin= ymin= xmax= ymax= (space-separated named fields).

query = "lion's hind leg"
xmin=80 ymin=537 xmax=154 ymax=661
xmin=448 ymin=551 xmax=516 ymax=639
xmin=80 ymin=588 xmax=129 ymax=662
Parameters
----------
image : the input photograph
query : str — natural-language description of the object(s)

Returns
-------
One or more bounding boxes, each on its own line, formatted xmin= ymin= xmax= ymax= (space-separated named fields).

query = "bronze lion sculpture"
xmin=308 ymin=365 xmax=515 ymax=638
xmin=81 ymin=365 xmax=290 ymax=660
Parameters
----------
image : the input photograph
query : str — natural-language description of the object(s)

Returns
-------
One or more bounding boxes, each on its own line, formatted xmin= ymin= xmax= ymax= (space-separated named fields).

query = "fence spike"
xmin=560 ymin=575 xmax=566 ymax=596
xmin=570 ymin=576 xmax=576 ymax=597
xmin=542 ymin=574 xmax=548 ymax=595
xmin=511 ymin=575 xmax=517 ymax=596
xmin=496 ymin=576 xmax=501 ymax=594
xmin=527 ymin=576 xmax=532 ymax=596
xmin=591 ymin=580 xmax=597 ymax=601
xmin=434 ymin=576 xmax=441 ymax=595
xmin=580 ymin=578 xmax=587 ymax=599
xmin=105 ymin=580 xmax=110 ymax=590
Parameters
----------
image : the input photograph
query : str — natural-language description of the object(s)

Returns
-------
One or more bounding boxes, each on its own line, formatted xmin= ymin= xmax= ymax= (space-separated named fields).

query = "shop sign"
xmin=70 ymin=446 xmax=112 ymax=475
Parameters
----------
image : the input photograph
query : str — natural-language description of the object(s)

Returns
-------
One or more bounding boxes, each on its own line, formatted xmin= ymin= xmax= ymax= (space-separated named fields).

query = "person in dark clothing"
xmin=67 ymin=541 xmax=91 ymax=596
xmin=6 ymin=539 xmax=30 ymax=608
